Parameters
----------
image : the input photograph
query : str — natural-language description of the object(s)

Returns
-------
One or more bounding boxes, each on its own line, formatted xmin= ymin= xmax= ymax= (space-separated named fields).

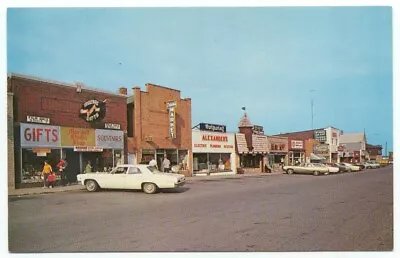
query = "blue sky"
xmin=7 ymin=7 xmax=393 ymax=152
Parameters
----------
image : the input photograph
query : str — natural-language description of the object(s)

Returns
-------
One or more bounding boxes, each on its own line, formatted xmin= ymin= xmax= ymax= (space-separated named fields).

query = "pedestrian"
xmin=47 ymin=171 xmax=56 ymax=188
xmin=84 ymin=160 xmax=92 ymax=173
xmin=149 ymin=157 xmax=158 ymax=169
xmin=42 ymin=160 xmax=52 ymax=188
xmin=162 ymin=154 xmax=171 ymax=173
xmin=57 ymin=158 xmax=68 ymax=186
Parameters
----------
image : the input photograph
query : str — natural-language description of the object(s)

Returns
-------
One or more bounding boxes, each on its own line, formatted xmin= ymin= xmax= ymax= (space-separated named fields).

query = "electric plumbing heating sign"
xmin=95 ymin=129 xmax=124 ymax=149
xmin=20 ymin=123 xmax=61 ymax=147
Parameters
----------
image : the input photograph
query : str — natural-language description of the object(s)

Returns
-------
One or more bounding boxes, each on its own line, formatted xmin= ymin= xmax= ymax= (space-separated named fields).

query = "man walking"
xmin=162 ymin=154 xmax=171 ymax=173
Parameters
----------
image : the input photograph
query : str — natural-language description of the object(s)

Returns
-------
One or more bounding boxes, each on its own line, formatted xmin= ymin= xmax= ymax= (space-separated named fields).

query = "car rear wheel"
xmin=313 ymin=171 xmax=320 ymax=176
xmin=142 ymin=183 xmax=157 ymax=194
xmin=287 ymin=169 xmax=294 ymax=175
xmin=85 ymin=180 xmax=99 ymax=192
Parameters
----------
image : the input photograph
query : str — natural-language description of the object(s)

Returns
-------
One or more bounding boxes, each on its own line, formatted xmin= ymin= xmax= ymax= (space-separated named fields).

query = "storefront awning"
xmin=310 ymin=153 xmax=326 ymax=161
xmin=236 ymin=133 xmax=249 ymax=153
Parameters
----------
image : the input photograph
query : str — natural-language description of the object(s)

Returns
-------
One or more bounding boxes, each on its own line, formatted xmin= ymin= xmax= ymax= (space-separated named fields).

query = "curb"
xmin=8 ymin=172 xmax=284 ymax=197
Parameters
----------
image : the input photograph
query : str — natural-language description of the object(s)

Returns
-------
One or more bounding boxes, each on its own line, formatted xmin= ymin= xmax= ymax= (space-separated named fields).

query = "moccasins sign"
xmin=79 ymin=98 xmax=108 ymax=122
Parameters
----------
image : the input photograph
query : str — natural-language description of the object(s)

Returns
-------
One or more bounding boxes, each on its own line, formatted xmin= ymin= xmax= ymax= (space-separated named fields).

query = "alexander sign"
xmin=192 ymin=131 xmax=235 ymax=153
xmin=79 ymin=98 xmax=107 ymax=122
xmin=199 ymin=123 xmax=226 ymax=133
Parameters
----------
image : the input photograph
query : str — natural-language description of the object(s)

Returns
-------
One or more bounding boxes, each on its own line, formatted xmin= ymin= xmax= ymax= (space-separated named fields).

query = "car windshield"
xmin=147 ymin=166 xmax=161 ymax=173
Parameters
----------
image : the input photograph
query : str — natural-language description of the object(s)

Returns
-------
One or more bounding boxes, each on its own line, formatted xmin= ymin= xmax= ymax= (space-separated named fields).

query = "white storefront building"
xmin=192 ymin=126 xmax=237 ymax=176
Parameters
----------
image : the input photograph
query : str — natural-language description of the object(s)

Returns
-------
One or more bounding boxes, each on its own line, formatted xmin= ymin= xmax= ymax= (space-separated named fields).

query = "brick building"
xmin=126 ymin=83 xmax=192 ymax=176
xmin=366 ymin=144 xmax=383 ymax=161
xmin=8 ymin=73 xmax=128 ymax=188
xmin=8 ymin=92 xmax=15 ymax=190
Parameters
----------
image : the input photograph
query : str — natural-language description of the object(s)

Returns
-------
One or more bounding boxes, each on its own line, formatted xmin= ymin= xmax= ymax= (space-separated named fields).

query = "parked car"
xmin=364 ymin=161 xmax=381 ymax=169
xmin=340 ymin=162 xmax=361 ymax=172
xmin=353 ymin=163 xmax=365 ymax=170
xmin=283 ymin=163 xmax=329 ymax=176
xmin=77 ymin=164 xmax=186 ymax=194
xmin=322 ymin=163 xmax=340 ymax=173
xmin=333 ymin=163 xmax=350 ymax=173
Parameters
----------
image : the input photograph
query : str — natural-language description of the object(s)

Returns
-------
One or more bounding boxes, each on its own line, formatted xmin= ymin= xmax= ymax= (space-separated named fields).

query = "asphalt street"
xmin=8 ymin=166 xmax=393 ymax=252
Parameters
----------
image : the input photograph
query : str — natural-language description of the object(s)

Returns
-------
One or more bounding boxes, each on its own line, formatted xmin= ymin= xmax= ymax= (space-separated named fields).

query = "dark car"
xmin=334 ymin=163 xmax=351 ymax=172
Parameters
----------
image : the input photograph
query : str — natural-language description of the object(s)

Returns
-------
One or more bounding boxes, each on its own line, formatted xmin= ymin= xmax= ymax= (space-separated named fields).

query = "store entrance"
xmin=65 ymin=149 xmax=80 ymax=183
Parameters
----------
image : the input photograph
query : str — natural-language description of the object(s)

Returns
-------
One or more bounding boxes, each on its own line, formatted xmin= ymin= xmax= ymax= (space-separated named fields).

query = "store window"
xmin=21 ymin=148 xmax=61 ymax=184
xmin=193 ymin=153 xmax=232 ymax=173
xmin=241 ymin=154 xmax=262 ymax=168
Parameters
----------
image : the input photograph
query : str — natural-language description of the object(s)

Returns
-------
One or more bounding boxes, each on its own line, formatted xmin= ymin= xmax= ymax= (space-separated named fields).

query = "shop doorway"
xmin=64 ymin=149 xmax=80 ymax=183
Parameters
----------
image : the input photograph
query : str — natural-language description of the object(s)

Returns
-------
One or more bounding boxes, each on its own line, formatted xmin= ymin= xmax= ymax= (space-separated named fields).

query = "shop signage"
xmin=199 ymin=123 xmax=226 ymax=133
xmin=142 ymin=149 xmax=155 ymax=155
xmin=95 ymin=129 xmax=123 ymax=149
xmin=61 ymin=127 xmax=95 ymax=147
xmin=253 ymin=125 xmax=264 ymax=135
xmin=79 ymin=98 xmax=107 ymax=122
xmin=314 ymin=129 xmax=327 ymax=142
xmin=354 ymin=151 xmax=360 ymax=157
xmin=20 ymin=123 xmax=61 ymax=147
xmin=192 ymin=131 xmax=235 ymax=153
xmin=202 ymin=134 xmax=228 ymax=142
xmin=32 ymin=148 xmax=51 ymax=153
xmin=104 ymin=123 xmax=121 ymax=130
xmin=145 ymin=135 xmax=153 ymax=142
xmin=314 ymin=144 xmax=329 ymax=154
xmin=167 ymin=101 xmax=177 ymax=139
xmin=337 ymin=145 xmax=345 ymax=152
xmin=74 ymin=146 xmax=103 ymax=152
xmin=291 ymin=140 xmax=304 ymax=149
xmin=26 ymin=115 xmax=50 ymax=124
xmin=252 ymin=134 xmax=268 ymax=153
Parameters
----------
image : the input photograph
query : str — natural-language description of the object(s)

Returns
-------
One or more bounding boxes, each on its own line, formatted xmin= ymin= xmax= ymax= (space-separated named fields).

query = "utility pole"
xmin=385 ymin=141 xmax=387 ymax=156
xmin=310 ymin=89 xmax=315 ymax=129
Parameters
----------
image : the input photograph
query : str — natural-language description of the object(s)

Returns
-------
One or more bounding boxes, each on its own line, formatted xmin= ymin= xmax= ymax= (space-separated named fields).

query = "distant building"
xmin=366 ymin=144 xmax=383 ymax=161
xmin=338 ymin=133 xmax=367 ymax=163
xmin=273 ymin=126 xmax=342 ymax=163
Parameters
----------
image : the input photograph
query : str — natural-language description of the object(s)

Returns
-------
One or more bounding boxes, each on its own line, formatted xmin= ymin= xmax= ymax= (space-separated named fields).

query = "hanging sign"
xmin=79 ymin=99 xmax=108 ymax=122
xmin=199 ymin=123 xmax=226 ymax=133
xmin=74 ymin=146 xmax=103 ymax=152
xmin=167 ymin=101 xmax=177 ymax=139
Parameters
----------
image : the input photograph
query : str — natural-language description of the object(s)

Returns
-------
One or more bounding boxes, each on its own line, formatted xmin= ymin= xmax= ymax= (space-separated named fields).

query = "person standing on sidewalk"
xmin=84 ymin=160 xmax=92 ymax=173
xmin=149 ymin=158 xmax=158 ymax=169
xmin=162 ymin=154 xmax=171 ymax=173
xmin=57 ymin=158 xmax=68 ymax=186
xmin=42 ymin=161 xmax=52 ymax=188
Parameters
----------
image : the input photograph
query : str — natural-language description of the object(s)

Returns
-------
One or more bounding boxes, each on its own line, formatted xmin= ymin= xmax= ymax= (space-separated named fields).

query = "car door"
xmin=125 ymin=167 xmax=144 ymax=190
xmin=103 ymin=166 xmax=127 ymax=189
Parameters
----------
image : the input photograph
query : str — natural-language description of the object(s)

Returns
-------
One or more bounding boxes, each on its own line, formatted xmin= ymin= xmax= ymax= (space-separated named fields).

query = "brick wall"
xmin=130 ymin=83 xmax=192 ymax=172
xmin=9 ymin=76 xmax=127 ymax=130
xmin=7 ymin=92 xmax=15 ymax=189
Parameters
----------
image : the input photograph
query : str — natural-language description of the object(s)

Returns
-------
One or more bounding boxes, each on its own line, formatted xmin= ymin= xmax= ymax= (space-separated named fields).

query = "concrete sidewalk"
xmin=8 ymin=171 xmax=282 ymax=197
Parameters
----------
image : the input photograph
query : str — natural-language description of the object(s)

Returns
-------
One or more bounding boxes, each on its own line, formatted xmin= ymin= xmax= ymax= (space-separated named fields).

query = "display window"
xmin=21 ymin=148 xmax=61 ymax=184
xmin=193 ymin=153 xmax=232 ymax=173
xmin=240 ymin=154 xmax=262 ymax=168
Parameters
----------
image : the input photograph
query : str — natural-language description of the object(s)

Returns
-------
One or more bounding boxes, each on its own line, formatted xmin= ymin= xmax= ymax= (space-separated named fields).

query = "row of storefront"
xmin=7 ymin=73 xmax=372 ymax=189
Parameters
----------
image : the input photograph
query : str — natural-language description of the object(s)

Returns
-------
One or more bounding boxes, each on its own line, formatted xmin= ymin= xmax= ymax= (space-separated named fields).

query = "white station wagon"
xmin=77 ymin=164 xmax=186 ymax=194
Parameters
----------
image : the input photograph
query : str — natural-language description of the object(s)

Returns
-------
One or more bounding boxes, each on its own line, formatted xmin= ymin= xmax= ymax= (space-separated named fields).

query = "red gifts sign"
xmin=20 ymin=123 xmax=61 ymax=147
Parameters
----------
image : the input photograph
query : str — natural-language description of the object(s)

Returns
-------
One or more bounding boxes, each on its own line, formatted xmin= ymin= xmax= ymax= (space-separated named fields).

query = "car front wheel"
xmin=287 ymin=169 xmax=294 ymax=175
xmin=142 ymin=182 xmax=157 ymax=194
xmin=85 ymin=180 xmax=99 ymax=192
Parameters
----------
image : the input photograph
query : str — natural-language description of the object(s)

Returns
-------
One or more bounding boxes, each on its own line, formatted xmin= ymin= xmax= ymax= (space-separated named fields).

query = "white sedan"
xmin=77 ymin=164 xmax=186 ymax=194
xmin=341 ymin=162 xmax=361 ymax=172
